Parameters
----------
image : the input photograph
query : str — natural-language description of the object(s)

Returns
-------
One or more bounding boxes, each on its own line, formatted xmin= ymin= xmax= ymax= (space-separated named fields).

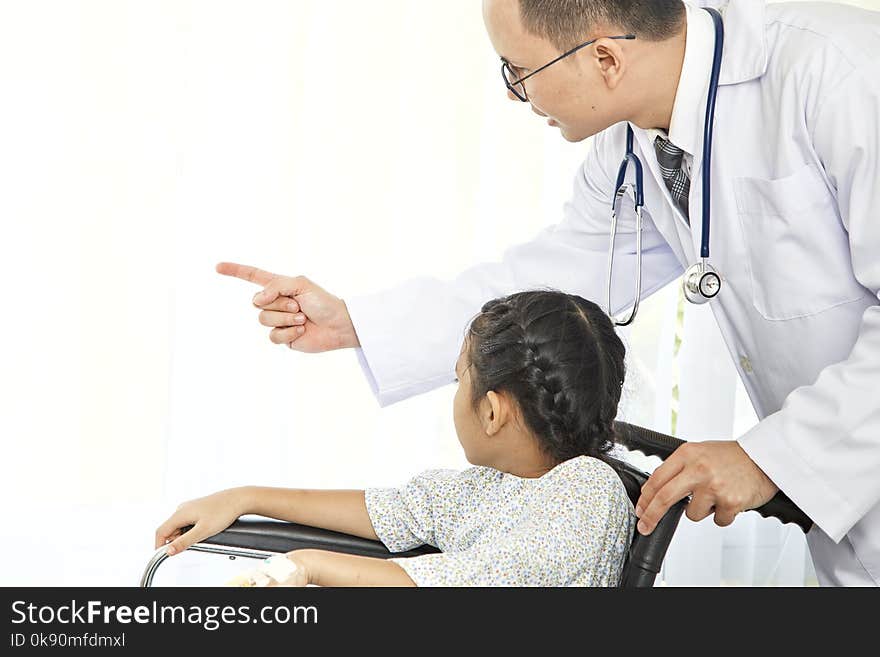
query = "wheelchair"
xmin=140 ymin=421 xmax=812 ymax=588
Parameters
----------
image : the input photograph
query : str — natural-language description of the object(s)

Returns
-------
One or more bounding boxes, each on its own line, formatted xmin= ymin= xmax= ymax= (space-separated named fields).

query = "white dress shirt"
xmin=646 ymin=1 xmax=718 ymax=186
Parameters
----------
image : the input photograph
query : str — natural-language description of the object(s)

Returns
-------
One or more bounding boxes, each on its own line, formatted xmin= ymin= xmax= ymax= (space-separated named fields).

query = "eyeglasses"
xmin=501 ymin=34 xmax=636 ymax=102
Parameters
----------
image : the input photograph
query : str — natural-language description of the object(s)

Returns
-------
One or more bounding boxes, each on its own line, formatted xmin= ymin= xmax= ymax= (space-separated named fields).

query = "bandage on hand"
xmin=225 ymin=554 xmax=300 ymax=587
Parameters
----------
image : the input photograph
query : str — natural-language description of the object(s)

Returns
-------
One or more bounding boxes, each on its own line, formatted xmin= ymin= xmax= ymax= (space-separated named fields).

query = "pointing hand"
xmin=216 ymin=261 xmax=361 ymax=352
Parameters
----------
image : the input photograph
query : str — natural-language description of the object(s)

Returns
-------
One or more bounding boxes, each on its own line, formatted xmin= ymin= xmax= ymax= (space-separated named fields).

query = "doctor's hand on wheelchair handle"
xmin=215 ymin=262 xmax=361 ymax=352
xmin=154 ymin=488 xmax=249 ymax=556
xmin=634 ymin=440 xmax=780 ymax=536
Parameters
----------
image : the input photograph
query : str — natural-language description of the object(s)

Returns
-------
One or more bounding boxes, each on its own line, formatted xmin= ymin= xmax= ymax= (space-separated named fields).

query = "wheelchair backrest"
xmin=606 ymin=455 xmax=688 ymax=588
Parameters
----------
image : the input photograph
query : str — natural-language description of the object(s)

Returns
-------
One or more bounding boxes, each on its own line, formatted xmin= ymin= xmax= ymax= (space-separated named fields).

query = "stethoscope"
xmin=606 ymin=7 xmax=724 ymax=327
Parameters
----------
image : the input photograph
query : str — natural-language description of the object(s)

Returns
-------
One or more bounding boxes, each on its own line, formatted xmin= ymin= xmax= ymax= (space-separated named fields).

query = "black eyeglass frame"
xmin=502 ymin=34 xmax=636 ymax=102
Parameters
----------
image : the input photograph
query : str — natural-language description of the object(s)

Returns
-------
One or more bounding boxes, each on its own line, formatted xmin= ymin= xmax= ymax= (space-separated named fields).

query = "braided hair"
xmin=463 ymin=289 xmax=625 ymax=466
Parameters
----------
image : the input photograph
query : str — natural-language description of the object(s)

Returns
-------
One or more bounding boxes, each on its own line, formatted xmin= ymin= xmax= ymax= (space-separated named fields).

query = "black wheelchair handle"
xmin=613 ymin=421 xmax=814 ymax=534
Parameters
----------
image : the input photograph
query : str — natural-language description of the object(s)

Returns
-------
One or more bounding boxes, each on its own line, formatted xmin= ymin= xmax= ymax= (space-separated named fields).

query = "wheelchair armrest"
xmin=141 ymin=519 xmax=441 ymax=586
xmin=613 ymin=420 xmax=814 ymax=534
xmin=193 ymin=518 xmax=441 ymax=560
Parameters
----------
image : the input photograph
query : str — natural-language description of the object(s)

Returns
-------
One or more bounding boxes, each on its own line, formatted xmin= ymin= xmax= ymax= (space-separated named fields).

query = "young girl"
xmin=155 ymin=290 xmax=637 ymax=586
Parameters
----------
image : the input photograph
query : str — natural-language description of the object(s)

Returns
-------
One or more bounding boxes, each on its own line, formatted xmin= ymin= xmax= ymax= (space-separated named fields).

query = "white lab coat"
xmin=344 ymin=0 xmax=880 ymax=586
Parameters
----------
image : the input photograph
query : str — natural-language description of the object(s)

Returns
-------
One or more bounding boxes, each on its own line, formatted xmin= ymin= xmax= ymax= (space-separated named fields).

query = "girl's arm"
xmin=292 ymin=549 xmax=416 ymax=587
xmin=155 ymin=487 xmax=381 ymax=556
xmin=240 ymin=487 xmax=379 ymax=541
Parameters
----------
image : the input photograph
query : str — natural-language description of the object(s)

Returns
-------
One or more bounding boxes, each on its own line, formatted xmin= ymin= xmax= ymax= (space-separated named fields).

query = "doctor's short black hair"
xmin=462 ymin=289 xmax=626 ymax=466
xmin=518 ymin=0 xmax=686 ymax=49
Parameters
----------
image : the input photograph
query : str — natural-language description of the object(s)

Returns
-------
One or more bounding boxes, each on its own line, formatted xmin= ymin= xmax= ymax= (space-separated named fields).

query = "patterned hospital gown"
xmin=364 ymin=455 xmax=637 ymax=586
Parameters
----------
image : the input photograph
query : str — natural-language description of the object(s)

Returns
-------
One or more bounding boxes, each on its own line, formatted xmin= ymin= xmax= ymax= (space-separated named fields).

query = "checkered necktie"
xmin=654 ymin=135 xmax=691 ymax=224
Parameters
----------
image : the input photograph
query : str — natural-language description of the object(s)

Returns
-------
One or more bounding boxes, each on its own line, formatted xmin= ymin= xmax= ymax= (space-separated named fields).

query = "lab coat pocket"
xmin=733 ymin=162 xmax=868 ymax=321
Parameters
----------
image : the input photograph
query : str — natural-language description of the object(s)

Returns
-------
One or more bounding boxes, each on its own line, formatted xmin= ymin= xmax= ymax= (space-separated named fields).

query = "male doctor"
xmin=220 ymin=0 xmax=880 ymax=586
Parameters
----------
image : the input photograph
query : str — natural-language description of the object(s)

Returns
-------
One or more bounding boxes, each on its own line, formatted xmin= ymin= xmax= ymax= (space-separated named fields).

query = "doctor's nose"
xmin=506 ymin=88 xmax=519 ymax=102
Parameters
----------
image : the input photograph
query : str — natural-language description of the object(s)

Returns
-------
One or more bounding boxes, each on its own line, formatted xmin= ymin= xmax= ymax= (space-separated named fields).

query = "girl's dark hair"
xmin=464 ymin=289 xmax=625 ymax=466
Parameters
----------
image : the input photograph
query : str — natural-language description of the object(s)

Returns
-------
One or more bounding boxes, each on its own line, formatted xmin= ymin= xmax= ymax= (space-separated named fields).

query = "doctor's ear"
xmin=594 ymin=38 xmax=627 ymax=90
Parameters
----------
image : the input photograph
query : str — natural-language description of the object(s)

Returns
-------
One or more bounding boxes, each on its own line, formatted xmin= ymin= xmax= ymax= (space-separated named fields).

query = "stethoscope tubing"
xmin=607 ymin=7 xmax=724 ymax=323
xmin=701 ymin=7 xmax=724 ymax=260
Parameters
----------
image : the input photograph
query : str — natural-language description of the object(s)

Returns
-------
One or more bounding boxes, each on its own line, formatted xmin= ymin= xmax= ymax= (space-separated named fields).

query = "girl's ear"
xmin=483 ymin=390 xmax=513 ymax=437
xmin=482 ymin=391 xmax=499 ymax=436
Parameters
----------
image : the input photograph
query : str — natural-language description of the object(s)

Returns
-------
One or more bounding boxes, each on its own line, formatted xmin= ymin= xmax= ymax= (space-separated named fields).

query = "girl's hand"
xmin=155 ymin=488 xmax=250 ymax=556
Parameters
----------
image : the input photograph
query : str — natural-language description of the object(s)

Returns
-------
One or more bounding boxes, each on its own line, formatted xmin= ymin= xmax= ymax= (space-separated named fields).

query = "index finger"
xmin=216 ymin=262 xmax=278 ymax=287
xmin=155 ymin=520 xmax=183 ymax=549
xmin=154 ymin=510 xmax=193 ymax=548
xmin=154 ymin=527 xmax=182 ymax=550
xmin=635 ymin=453 xmax=686 ymax=517
xmin=636 ymin=468 xmax=699 ymax=535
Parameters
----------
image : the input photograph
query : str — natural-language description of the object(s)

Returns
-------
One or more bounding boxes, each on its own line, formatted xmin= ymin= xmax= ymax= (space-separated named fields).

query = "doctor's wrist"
xmin=338 ymin=299 xmax=361 ymax=349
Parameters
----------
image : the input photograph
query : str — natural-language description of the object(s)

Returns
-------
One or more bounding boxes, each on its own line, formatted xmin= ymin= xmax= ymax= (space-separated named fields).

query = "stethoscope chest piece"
xmin=683 ymin=260 xmax=722 ymax=304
